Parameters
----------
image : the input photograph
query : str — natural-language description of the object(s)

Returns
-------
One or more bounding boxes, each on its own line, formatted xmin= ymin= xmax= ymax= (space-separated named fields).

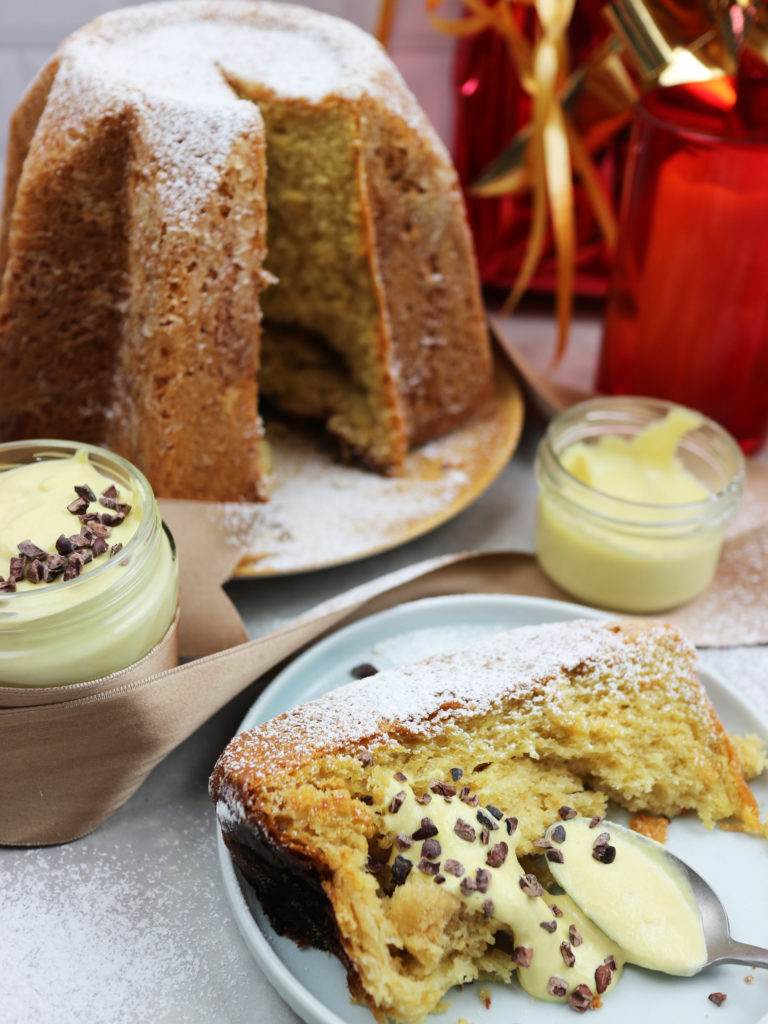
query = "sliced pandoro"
xmin=210 ymin=618 xmax=766 ymax=1021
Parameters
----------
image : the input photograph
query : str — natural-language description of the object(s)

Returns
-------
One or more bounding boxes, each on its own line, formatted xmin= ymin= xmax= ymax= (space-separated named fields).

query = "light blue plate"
xmin=216 ymin=594 xmax=768 ymax=1024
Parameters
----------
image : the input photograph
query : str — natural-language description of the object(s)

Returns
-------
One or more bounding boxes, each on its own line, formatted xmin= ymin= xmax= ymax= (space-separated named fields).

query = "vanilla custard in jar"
xmin=534 ymin=398 xmax=744 ymax=612
xmin=0 ymin=440 xmax=178 ymax=686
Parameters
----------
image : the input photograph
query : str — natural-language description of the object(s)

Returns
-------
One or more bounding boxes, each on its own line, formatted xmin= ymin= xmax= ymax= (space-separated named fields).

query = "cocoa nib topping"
xmin=567 ymin=984 xmax=593 ymax=1013
xmin=708 ymin=993 xmax=727 ymax=1007
xmin=74 ymin=483 xmax=97 ymax=503
xmin=482 ymin=898 xmax=494 ymax=919
xmin=546 ymin=849 xmax=565 ymax=864
xmin=418 ymin=857 xmax=440 ymax=876
xmin=476 ymin=808 xmax=500 ymax=831
xmin=569 ymin=925 xmax=583 ymax=947
xmin=450 ymin=767 xmax=463 ymax=782
xmin=412 ymin=817 xmax=438 ymax=841
xmin=356 ymin=751 xmax=374 ymax=767
xmin=66 ymin=496 xmax=89 ymax=515
xmin=415 ymin=792 xmax=432 ymax=805
xmin=7 ymin=482 xmax=131 ymax=590
xmin=589 ymin=814 xmax=606 ymax=828
xmin=558 ymin=806 xmax=577 ymax=820
xmin=594 ymin=962 xmax=614 ymax=994
xmin=454 ymin=818 xmax=477 ymax=843
xmin=393 ymin=771 xmax=407 ymax=783
xmin=434 ymin=874 xmax=446 ymax=885
xmin=390 ymin=855 xmax=412 ymax=887
xmin=486 ymin=841 xmax=509 ymax=868
xmin=547 ymin=977 xmax=568 ymax=998
xmin=474 ymin=868 xmax=491 ymax=893
xmin=388 ymin=790 xmax=406 ymax=814
xmin=550 ymin=824 xmax=566 ymax=844
xmin=350 ymin=662 xmax=378 ymax=679
xmin=592 ymin=831 xmax=616 ymax=864
xmin=17 ymin=539 xmax=47 ymax=560
xmin=421 ymin=837 xmax=441 ymax=860
xmin=486 ymin=804 xmax=503 ymax=821
xmin=444 ymin=858 xmax=465 ymax=877
xmin=364 ymin=857 xmax=383 ymax=876
xmin=394 ymin=833 xmax=413 ymax=851
xmin=479 ymin=827 xmax=490 ymax=846
xmin=513 ymin=946 xmax=533 ymax=967
xmin=459 ymin=876 xmax=477 ymax=895
xmin=520 ymin=873 xmax=544 ymax=898
xmin=560 ymin=941 xmax=576 ymax=967
xmin=9 ymin=556 xmax=25 ymax=581
xmin=459 ymin=786 xmax=479 ymax=806
xmin=540 ymin=920 xmax=558 ymax=933
xmin=550 ymin=903 xmax=564 ymax=917
xmin=429 ymin=779 xmax=456 ymax=799
xmin=505 ymin=816 xmax=518 ymax=835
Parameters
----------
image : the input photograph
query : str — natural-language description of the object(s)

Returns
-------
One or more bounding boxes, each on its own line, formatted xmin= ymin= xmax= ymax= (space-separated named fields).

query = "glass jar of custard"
xmin=534 ymin=398 xmax=744 ymax=613
xmin=0 ymin=440 xmax=179 ymax=686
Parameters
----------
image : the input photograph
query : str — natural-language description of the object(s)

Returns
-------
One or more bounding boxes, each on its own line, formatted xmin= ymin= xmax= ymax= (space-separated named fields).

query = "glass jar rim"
xmin=0 ymin=439 xmax=158 ymax=604
xmin=538 ymin=396 xmax=745 ymax=526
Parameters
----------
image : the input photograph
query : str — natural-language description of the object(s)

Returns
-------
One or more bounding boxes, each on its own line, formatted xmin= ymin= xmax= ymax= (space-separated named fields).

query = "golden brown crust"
xmin=0 ymin=1 xmax=491 ymax=499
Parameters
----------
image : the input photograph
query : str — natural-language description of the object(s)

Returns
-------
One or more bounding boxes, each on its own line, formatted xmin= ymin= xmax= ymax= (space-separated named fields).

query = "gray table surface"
xmin=3 ymin=310 xmax=768 ymax=1024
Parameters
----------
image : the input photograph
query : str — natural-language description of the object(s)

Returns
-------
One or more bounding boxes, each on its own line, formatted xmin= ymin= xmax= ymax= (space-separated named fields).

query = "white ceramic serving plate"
xmin=217 ymin=594 xmax=768 ymax=1024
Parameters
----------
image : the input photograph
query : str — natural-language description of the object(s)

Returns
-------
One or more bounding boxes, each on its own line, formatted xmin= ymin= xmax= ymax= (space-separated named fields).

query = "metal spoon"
xmin=669 ymin=848 xmax=768 ymax=971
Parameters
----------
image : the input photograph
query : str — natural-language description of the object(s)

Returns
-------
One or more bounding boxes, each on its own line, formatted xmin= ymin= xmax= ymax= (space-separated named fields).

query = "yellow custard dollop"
xmin=0 ymin=446 xmax=178 ymax=687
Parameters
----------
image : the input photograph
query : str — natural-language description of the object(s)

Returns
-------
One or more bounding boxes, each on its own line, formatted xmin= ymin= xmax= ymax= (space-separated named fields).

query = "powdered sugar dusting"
xmin=38 ymin=0 xmax=437 ymax=223
xmin=213 ymin=620 xmax=700 ymax=802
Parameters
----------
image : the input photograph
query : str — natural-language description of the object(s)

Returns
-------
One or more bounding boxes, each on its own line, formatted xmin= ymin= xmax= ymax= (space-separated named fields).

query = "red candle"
xmin=598 ymin=79 xmax=768 ymax=453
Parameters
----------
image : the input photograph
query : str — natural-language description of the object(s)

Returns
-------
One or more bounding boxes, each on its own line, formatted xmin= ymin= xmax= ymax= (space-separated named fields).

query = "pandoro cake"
xmin=210 ymin=618 xmax=766 ymax=1020
xmin=0 ymin=0 xmax=492 ymax=501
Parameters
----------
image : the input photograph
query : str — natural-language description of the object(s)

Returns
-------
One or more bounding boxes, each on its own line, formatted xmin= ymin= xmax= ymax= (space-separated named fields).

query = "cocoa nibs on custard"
xmin=394 ymin=833 xmax=413 ymax=850
xmin=592 ymin=832 xmax=616 ymax=864
xmin=708 ymin=992 xmax=727 ymax=1007
xmin=388 ymin=791 xmax=406 ymax=814
xmin=546 ymin=849 xmax=565 ymax=864
xmin=450 ymin=767 xmax=463 ymax=782
xmin=415 ymin=792 xmax=432 ymax=805
xmin=560 ymin=941 xmax=576 ymax=967
xmin=412 ymin=817 xmax=439 ymax=841
xmin=482 ymin=898 xmax=494 ymax=919
xmin=474 ymin=868 xmax=491 ymax=893
xmin=558 ymin=806 xmax=577 ymax=820
xmin=520 ymin=873 xmax=544 ymax=898
xmin=513 ymin=946 xmax=533 ymax=967
xmin=594 ymin=962 xmax=613 ymax=994
xmin=350 ymin=662 xmax=378 ymax=679
xmin=569 ymin=925 xmax=583 ymax=947
xmin=393 ymin=771 xmax=407 ymax=783
xmin=459 ymin=786 xmax=479 ymax=806
xmin=5 ymin=483 xmax=132 ymax=590
xmin=444 ymin=858 xmax=465 ymax=877
xmin=550 ymin=824 xmax=566 ymax=844
xmin=540 ymin=920 xmax=558 ymax=933
xmin=454 ymin=818 xmax=477 ymax=843
xmin=505 ymin=816 xmax=518 ymax=835
xmin=547 ymin=976 xmax=568 ymax=998
xmin=550 ymin=903 xmax=564 ymax=917
xmin=486 ymin=841 xmax=508 ymax=868
xmin=589 ymin=814 xmax=606 ymax=828
xmin=567 ymin=984 xmax=593 ymax=1012
xmin=421 ymin=837 xmax=441 ymax=860
xmin=479 ymin=827 xmax=490 ymax=846
xmin=418 ymin=857 xmax=440 ymax=876
xmin=459 ymin=876 xmax=477 ymax=895
xmin=476 ymin=808 xmax=500 ymax=831
xmin=429 ymin=780 xmax=456 ymax=799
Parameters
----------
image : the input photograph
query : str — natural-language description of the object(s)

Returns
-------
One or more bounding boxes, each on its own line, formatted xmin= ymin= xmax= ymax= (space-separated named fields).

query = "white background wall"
xmin=0 ymin=0 xmax=462 ymax=173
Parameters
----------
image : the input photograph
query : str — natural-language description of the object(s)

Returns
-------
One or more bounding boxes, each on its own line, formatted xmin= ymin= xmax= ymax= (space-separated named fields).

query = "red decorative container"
xmin=597 ymin=78 xmax=768 ymax=453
